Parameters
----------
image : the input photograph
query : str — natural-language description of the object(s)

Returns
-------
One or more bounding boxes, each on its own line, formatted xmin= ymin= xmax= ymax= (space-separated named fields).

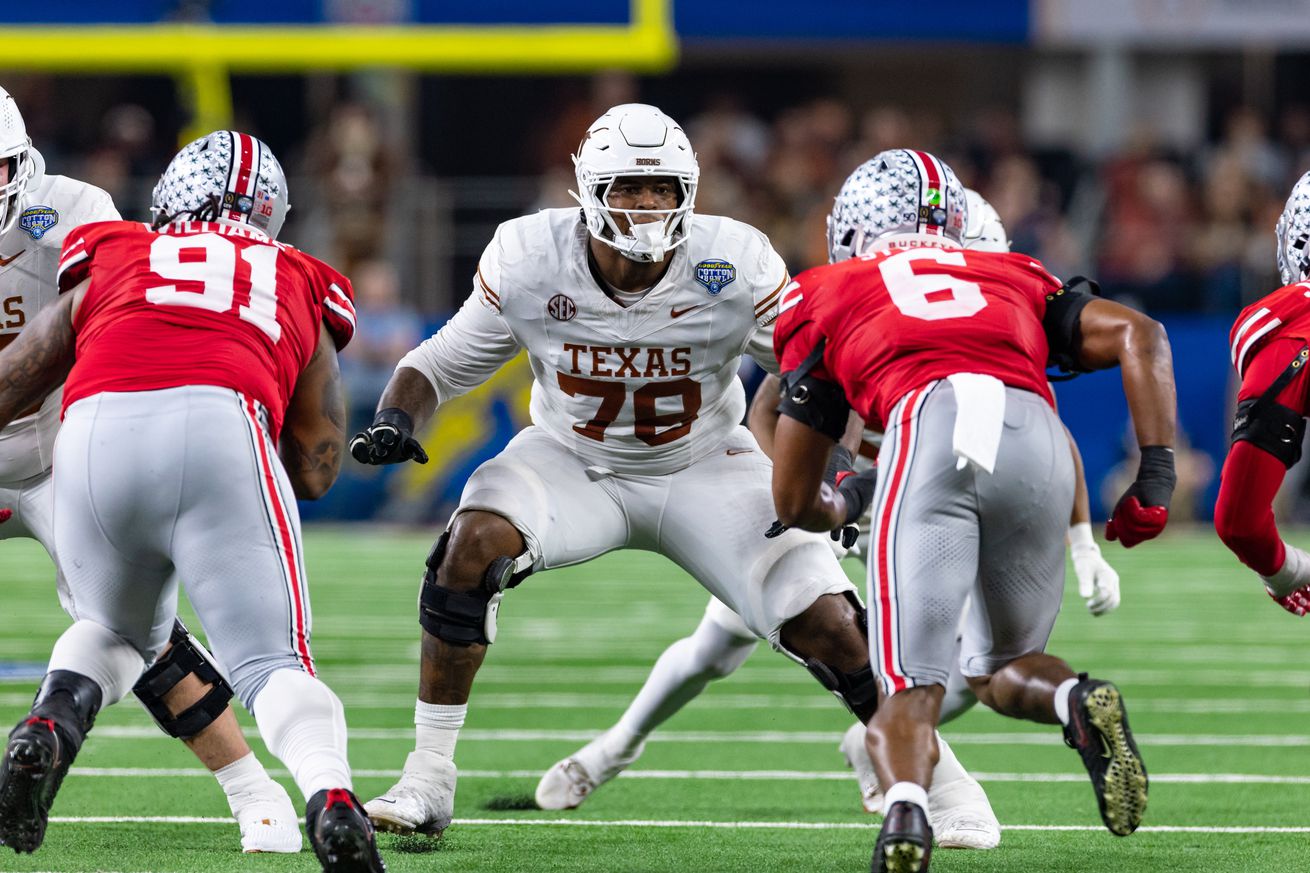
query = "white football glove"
xmin=1069 ymin=522 xmax=1120 ymax=616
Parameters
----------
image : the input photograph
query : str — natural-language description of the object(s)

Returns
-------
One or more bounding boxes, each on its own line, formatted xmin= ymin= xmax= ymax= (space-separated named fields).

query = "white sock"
xmin=254 ymin=669 xmax=351 ymax=801
xmin=930 ymin=732 xmax=968 ymax=784
xmin=213 ymin=751 xmax=272 ymax=793
xmin=415 ymin=700 xmax=466 ymax=759
xmin=1053 ymin=677 xmax=1080 ymax=726
xmin=48 ymin=619 xmax=146 ymax=706
xmin=613 ymin=616 xmax=755 ymax=750
xmin=883 ymin=781 xmax=930 ymax=814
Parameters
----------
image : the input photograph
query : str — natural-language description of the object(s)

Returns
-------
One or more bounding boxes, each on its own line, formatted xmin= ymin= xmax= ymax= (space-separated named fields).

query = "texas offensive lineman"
xmin=771 ymin=150 xmax=1175 ymax=872
xmin=0 ymin=131 xmax=384 ymax=872
xmin=0 ymin=89 xmax=299 ymax=853
xmin=532 ymin=190 xmax=1124 ymax=851
xmin=350 ymin=104 xmax=879 ymax=839
xmin=1215 ymin=170 xmax=1310 ymax=613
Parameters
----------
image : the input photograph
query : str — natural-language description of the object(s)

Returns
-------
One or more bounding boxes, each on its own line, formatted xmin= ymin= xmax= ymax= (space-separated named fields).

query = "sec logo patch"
xmin=548 ymin=294 xmax=576 ymax=321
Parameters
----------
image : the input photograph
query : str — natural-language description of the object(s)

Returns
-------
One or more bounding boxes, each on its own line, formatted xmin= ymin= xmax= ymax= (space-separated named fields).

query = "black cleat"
xmin=1063 ymin=674 xmax=1148 ymax=836
xmin=307 ymin=788 xmax=387 ymax=873
xmin=0 ymin=716 xmax=74 ymax=853
xmin=871 ymin=800 xmax=933 ymax=873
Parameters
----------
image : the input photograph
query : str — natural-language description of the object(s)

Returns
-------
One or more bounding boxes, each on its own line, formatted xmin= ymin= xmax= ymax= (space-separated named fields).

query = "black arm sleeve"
xmin=1042 ymin=276 xmax=1097 ymax=374
xmin=776 ymin=373 xmax=851 ymax=443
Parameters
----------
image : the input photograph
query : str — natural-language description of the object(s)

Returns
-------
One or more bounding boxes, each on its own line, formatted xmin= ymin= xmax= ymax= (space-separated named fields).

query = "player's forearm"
xmin=1215 ymin=440 xmax=1287 ymax=576
xmin=747 ymin=374 xmax=781 ymax=457
xmin=1065 ymin=425 xmax=1091 ymax=526
xmin=775 ymin=483 xmax=848 ymax=532
xmin=0 ymin=293 xmax=76 ymax=430
xmin=1118 ymin=318 xmax=1177 ymax=450
xmin=280 ymin=328 xmax=348 ymax=499
xmin=771 ymin=415 xmax=845 ymax=531
xmin=378 ymin=366 xmax=439 ymax=430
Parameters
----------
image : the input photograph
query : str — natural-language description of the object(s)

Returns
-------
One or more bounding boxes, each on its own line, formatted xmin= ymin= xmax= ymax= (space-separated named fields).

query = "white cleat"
xmin=535 ymin=731 xmax=645 ymax=810
xmin=228 ymin=778 xmax=303 ymax=853
xmin=930 ymin=775 xmax=1001 ymax=849
xmin=364 ymin=750 xmax=457 ymax=837
xmin=839 ymin=722 xmax=883 ymax=813
xmin=838 ymin=723 xmax=1001 ymax=850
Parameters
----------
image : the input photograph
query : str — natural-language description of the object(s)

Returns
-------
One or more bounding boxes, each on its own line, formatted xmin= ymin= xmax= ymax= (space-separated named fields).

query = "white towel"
xmin=946 ymin=373 xmax=1006 ymax=475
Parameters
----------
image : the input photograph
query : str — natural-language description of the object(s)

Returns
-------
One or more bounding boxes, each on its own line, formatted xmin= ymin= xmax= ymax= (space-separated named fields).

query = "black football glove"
xmin=349 ymin=407 xmax=430 ymax=466
xmin=1105 ymin=445 xmax=1175 ymax=548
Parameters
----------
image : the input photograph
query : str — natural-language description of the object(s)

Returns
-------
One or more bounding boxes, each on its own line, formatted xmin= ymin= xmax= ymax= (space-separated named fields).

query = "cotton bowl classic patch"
xmin=18 ymin=205 xmax=58 ymax=239
xmin=694 ymin=259 xmax=735 ymax=295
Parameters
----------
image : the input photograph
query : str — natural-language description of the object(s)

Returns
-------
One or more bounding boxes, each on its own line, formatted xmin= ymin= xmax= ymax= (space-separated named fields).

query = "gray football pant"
xmin=54 ymin=386 xmax=317 ymax=708
xmin=868 ymin=380 xmax=1074 ymax=696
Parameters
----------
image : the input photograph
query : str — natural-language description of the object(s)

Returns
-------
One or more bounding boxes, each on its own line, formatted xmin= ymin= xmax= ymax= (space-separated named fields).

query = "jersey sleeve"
xmin=56 ymin=221 xmax=111 ymax=292
xmin=397 ymin=235 xmax=521 ymax=405
xmin=318 ymin=266 xmax=357 ymax=351
xmin=772 ymin=272 xmax=836 ymax=381
xmin=741 ymin=232 xmax=789 ymax=374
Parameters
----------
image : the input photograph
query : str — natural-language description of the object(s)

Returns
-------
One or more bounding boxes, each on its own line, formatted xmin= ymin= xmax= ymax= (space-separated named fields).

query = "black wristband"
xmin=374 ymin=407 xmax=415 ymax=434
xmin=825 ymin=445 xmax=855 ymax=486
xmin=1134 ymin=445 xmax=1176 ymax=508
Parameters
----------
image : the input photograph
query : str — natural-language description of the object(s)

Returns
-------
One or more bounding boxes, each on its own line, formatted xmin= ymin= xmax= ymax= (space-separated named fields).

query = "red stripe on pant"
xmin=875 ymin=387 xmax=922 ymax=694
xmin=244 ymin=397 xmax=315 ymax=675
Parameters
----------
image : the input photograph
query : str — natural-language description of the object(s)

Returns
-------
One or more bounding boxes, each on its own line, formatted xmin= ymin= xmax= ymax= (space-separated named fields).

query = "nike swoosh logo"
xmin=725 ymin=448 xmax=753 ymax=456
xmin=0 ymin=250 xmax=24 ymax=267
xmin=670 ymin=304 xmax=702 ymax=319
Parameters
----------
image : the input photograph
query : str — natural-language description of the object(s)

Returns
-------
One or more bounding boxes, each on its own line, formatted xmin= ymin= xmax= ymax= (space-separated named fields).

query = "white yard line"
xmin=82 ymin=725 xmax=1310 ymax=746
xmin=67 ymin=767 xmax=1310 ymax=785
xmin=42 ymin=816 xmax=1310 ymax=834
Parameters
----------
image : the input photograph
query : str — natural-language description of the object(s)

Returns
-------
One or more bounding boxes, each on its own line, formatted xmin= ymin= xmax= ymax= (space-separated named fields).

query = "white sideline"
xmin=65 ymin=766 xmax=1310 ymax=785
xmin=84 ymin=725 xmax=1310 ymax=746
xmin=41 ymin=816 xmax=1310 ymax=834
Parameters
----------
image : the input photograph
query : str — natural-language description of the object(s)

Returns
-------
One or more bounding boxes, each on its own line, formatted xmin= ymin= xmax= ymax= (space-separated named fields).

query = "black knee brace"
xmin=799 ymin=594 xmax=879 ymax=723
xmin=418 ymin=530 xmax=534 ymax=646
xmin=132 ymin=619 xmax=234 ymax=740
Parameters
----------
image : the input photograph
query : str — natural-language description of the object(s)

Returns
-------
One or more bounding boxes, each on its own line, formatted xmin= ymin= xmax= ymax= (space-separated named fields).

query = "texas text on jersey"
xmin=56 ymin=219 xmax=356 ymax=436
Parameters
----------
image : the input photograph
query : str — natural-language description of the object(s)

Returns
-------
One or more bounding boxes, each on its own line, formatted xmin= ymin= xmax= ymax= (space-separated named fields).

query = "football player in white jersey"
xmin=351 ymin=103 xmax=882 ymax=838
xmin=0 ymin=85 xmax=300 ymax=854
xmin=532 ymin=190 xmax=1123 ymax=850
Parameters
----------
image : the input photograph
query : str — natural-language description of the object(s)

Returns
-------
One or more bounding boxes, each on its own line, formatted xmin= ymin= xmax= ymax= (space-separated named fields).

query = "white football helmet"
xmin=0 ymin=86 xmax=38 ymax=237
xmin=827 ymin=149 xmax=967 ymax=262
xmin=1277 ymin=170 xmax=1310 ymax=286
xmin=963 ymin=189 xmax=1009 ymax=252
xmin=571 ymin=103 xmax=698 ymax=263
xmin=151 ymin=130 xmax=289 ymax=239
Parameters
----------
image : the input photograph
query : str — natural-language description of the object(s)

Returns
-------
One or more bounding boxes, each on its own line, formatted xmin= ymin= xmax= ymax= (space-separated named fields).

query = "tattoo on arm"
xmin=279 ymin=328 xmax=347 ymax=498
xmin=0 ymin=293 xmax=77 ymax=429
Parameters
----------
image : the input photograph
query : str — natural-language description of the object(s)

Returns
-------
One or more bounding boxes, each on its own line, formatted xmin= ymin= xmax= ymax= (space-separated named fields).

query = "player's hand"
xmin=349 ymin=407 xmax=429 ymax=465
xmin=1069 ymin=524 xmax=1120 ymax=616
xmin=0 ymin=508 xmax=10 ymax=525
xmin=1105 ymin=446 xmax=1175 ymax=548
xmin=1268 ymin=586 xmax=1310 ymax=616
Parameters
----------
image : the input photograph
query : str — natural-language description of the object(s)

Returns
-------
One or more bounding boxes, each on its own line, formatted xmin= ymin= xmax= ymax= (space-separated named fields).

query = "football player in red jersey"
xmin=769 ymin=150 xmax=1176 ymax=872
xmin=0 ymin=131 xmax=384 ymax=873
xmin=1215 ymin=170 xmax=1310 ymax=615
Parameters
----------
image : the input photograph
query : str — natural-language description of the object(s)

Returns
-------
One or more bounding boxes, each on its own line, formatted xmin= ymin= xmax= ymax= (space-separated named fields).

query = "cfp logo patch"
xmin=919 ymin=205 xmax=947 ymax=228
xmin=18 ymin=205 xmax=58 ymax=240
xmin=694 ymin=259 xmax=736 ymax=295
xmin=223 ymin=192 xmax=255 ymax=215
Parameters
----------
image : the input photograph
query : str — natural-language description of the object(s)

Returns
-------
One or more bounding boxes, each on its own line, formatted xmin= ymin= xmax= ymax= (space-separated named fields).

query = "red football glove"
xmin=1270 ymin=585 xmax=1310 ymax=617
xmin=1105 ymin=446 xmax=1175 ymax=548
xmin=1105 ymin=496 xmax=1169 ymax=548
xmin=0 ymin=508 xmax=10 ymax=525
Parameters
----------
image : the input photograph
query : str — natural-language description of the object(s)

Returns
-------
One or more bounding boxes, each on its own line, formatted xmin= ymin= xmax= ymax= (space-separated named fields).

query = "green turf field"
xmin=0 ymin=526 xmax=1297 ymax=871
